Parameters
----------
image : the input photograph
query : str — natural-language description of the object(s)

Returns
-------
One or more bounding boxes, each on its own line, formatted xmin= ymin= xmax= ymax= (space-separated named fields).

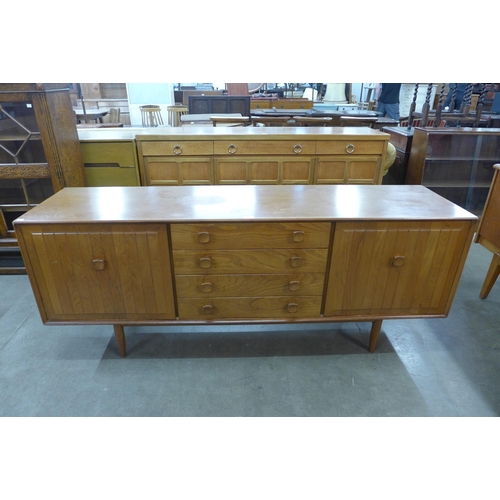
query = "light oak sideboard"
xmin=14 ymin=185 xmax=477 ymax=357
xmin=135 ymin=127 xmax=389 ymax=187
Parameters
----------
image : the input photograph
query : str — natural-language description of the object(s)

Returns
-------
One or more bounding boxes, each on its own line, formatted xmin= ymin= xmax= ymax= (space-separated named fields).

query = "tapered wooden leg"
xmin=369 ymin=319 xmax=383 ymax=352
xmin=113 ymin=325 xmax=127 ymax=358
xmin=480 ymin=253 xmax=500 ymax=299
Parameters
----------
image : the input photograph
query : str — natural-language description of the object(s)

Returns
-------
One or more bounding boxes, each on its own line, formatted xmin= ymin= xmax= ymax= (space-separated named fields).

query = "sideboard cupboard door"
xmin=143 ymin=157 xmax=213 ymax=185
xmin=17 ymin=223 xmax=176 ymax=322
xmin=324 ymin=220 xmax=475 ymax=317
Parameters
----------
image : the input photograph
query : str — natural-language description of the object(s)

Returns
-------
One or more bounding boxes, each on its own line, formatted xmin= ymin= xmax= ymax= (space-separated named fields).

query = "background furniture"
xmin=475 ymin=164 xmax=500 ymax=298
xmin=340 ymin=116 xmax=378 ymax=127
xmin=405 ymin=127 xmax=500 ymax=215
xmin=136 ymin=127 xmax=389 ymax=187
xmin=210 ymin=115 xmax=250 ymax=127
xmin=381 ymin=126 xmax=414 ymax=185
xmin=14 ymin=184 xmax=477 ymax=357
xmin=140 ymin=105 xmax=164 ymax=127
xmin=0 ymin=83 xmax=86 ymax=274
xmin=188 ymin=95 xmax=251 ymax=116
xmin=167 ymin=105 xmax=188 ymax=127
xmin=292 ymin=116 xmax=333 ymax=127
xmin=251 ymin=116 xmax=291 ymax=127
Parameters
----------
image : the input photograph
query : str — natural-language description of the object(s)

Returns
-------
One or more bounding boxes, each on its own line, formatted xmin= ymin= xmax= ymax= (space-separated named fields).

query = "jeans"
xmin=377 ymin=102 xmax=400 ymax=121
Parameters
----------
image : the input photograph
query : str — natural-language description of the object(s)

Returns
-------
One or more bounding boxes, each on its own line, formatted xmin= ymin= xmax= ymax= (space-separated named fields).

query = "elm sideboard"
xmin=14 ymin=184 xmax=477 ymax=357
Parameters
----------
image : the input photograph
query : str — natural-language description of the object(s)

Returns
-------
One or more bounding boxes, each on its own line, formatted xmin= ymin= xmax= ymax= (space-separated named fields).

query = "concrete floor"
xmin=1 ymin=241 xmax=499 ymax=417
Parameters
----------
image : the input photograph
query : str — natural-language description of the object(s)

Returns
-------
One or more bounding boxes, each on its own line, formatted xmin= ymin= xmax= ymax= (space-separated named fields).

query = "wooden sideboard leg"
xmin=113 ymin=325 xmax=127 ymax=358
xmin=369 ymin=319 xmax=383 ymax=352
xmin=480 ymin=253 xmax=500 ymax=299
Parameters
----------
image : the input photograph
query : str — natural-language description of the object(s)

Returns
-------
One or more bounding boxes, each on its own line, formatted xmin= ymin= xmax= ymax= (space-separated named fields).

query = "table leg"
xmin=480 ymin=253 xmax=500 ymax=299
xmin=113 ymin=325 xmax=127 ymax=357
xmin=369 ymin=319 xmax=383 ymax=352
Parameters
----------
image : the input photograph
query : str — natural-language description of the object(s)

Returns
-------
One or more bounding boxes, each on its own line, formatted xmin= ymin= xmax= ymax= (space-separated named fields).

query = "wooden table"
xmin=73 ymin=108 xmax=109 ymax=123
xmin=14 ymin=184 xmax=477 ymax=357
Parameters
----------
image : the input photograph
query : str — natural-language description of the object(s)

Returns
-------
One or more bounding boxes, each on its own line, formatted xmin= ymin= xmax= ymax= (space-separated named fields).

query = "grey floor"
xmin=1 ymin=241 xmax=499 ymax=417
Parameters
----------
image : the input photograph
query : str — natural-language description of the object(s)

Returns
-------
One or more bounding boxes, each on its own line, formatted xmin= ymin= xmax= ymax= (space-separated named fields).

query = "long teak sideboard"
xmin=13 ymin=185 xmax=477 ymax=357
xmin=135 ymin=127 xmax=389 ymax=186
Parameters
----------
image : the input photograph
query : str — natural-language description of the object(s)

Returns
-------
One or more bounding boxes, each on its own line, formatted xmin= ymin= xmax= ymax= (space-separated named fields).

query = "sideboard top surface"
xmin=13 ymin=185 xmax=477 ymax=225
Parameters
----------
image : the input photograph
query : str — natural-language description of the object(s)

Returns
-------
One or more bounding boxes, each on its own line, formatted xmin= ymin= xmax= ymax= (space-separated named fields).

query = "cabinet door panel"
xmin=324 ymin=220 xmax=473 ymax=316
xmin=316 ymin=157 xmax=381 ymax=184
xmin=144 ymin=157 xmax=213 ymax=185
xmin=21 ymin=223 xmax=175 ymax=321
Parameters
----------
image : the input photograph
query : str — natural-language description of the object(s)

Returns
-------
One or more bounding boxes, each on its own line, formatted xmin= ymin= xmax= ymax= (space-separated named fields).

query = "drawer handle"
xmin=228 ymin=144 xmax=237 ymax=154
xmin=289 ymin=280 xmax=300 ymax=292
xmin=202 ymin=305 xmax=214 ymax=315
xmin=199 ymin=257 xmax=212 ymax=269
xmin=92 ymin=259 xmax=106 ymax=271
xmin=392 ymin=256 xmax=405 ymax=267
xmin=346 ymin=143 xmax=355 ymax=154
xmin=292 ymin=230 xmax=304 ymax=243
xmin=287 ymin=303 xmax=299 ymax=313
xmin=198 ymin=232 xmax=210 ymax=244
xmin=173 ymin=145 xmax=183 ymax=155
xmin=290 ymin=256 xmax=302 ymax=268
xmin=201 ymin=282 xmax=213 ymax=293
xmin=293 ymin=144 xmax=303 ymax=154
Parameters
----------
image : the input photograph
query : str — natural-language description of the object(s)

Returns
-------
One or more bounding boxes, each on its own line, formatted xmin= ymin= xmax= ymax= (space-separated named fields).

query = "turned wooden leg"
xmin=113 ymin=325 xmax=127 ymax=358
xmin=369 ymin=319 xmax=383 ymax=352
xmin=480 ymin=253 xmax=500 ymax=299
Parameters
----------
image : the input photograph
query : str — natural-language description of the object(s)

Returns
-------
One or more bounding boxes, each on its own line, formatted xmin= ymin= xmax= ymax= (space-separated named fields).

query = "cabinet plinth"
xmin=14 ymin=185 xmax=477 ymax=357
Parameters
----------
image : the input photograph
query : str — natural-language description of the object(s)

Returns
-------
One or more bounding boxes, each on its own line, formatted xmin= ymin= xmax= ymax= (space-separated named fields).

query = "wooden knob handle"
xmin=199 ymin=257 xmax=212 ymax=269
xmin=202 ymin=305 xmax=214 ymax=314
xmin=290 ymin=256 xmax=302 ymax=268
xmin=92 ymin=259 xmax=106 ymax=271
xmin=392 ymin=256 xmax=405 ymax=267
xmin=198 ymin=232 xmax=210 ymax=244
xmin=289 ymin=280 xmax=300 ymax=292
xmin=292 ymin=231 xmax=304 ymax=243
xmin=201 ymin=282 xmax=213 ymax=293
xmin=287 ymin=303 xmax=299 ymax=313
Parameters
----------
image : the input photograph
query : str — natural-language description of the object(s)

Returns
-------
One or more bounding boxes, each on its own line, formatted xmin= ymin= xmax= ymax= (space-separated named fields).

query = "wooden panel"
xmin=172 ymin=249 xmax=329 ymax=274
xmin=144 ymin=157 xmax=213 ymax=185
xmin=347 ymin=159 xmax=380 ymax=183
xmin=178 ymin=296 xmax=322 ymax=319
xmin=18 ymin=223 xmax=175 ymax=321
xmin=214 ymin=140 xmax=316 ymax=156
xmin=324 ymin=220 xmax=473 ymax=316
xmin=315 ymin=140 xmax=384 ymax=155
xmin=476 ymin=165 xmax=500 ymax=251
xmin=175 ymin=273 xmax=326 ymax=298
xmin=80 ymin=142 xmax=136 ymax=166
xmin=316 ymin=158 xmax=380 ymax=184
xmin=170 ymin=222 xmax=331 ymax=249
xmin=141 ymin=141 xmax=213 ymax=156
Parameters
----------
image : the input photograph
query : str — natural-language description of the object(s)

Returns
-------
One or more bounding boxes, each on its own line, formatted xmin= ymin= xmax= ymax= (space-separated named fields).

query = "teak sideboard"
xmin=135 ymin=127 xmax=389 ymax=187
xmin=13 ymin=185 xmax=477 ymax=357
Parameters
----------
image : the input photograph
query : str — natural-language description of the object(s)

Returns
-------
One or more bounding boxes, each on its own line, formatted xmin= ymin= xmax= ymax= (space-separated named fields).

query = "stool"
xmin=167 ymin=105 xmax=188 ymax=127
xmin=140 ymin=105 xmax=164 ymax=127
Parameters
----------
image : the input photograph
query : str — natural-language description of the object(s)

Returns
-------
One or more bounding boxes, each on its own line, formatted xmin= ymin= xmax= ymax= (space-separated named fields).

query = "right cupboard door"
xmin=323 ymin=220 xmax=475 ymax=317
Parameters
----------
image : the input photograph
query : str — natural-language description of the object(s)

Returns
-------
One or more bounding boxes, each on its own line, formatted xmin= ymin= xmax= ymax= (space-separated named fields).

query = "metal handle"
xmin=173 ymin=145 xmax=183 ymax=155
xmin=293 ymin=144 xmax=303 ymax=154
xmin=345 ymin=143 xmax=355 ymax=154
xmin=228 ymin=144 xmax=237 ymax=154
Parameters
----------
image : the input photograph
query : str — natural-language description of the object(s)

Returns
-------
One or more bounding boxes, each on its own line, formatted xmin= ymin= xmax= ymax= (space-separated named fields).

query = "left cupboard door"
xmin=17 ymin=223 xmax=176 ymax=322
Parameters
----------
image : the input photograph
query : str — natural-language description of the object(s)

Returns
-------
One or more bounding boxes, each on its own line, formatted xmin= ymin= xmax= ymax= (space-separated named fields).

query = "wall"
xmin=126 ymin=83 xmax=175 ymax=126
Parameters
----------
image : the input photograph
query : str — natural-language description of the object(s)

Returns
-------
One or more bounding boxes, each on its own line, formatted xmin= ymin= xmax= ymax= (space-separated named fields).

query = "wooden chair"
xmin=140 ymin=105 xmax=164 ymax=127
xmin=100 ymin=107 xmax=124 ymax=127
xmin=210 ymin=115 xmax=250 ymax=127
xmin=167 ymin=105 xmax=188 ymax=127
xmin=292 ymin=116 xmax=333 ymax=127
xmin=251 ymin=116 xmax=291 ymax=127
xmin=340 ymin=116 xmax=378 ymax=128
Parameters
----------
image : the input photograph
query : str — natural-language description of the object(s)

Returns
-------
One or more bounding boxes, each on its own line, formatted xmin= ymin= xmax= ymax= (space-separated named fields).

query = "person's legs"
xmin=377 ymin=102 xmax=387 ymax=117
xmin=384 ymin=103 xmax=400 ymax=121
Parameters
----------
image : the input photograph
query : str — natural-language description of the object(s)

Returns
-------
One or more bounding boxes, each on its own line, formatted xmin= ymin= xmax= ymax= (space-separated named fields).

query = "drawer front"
xmin=214 ymin=140 xmax=316 ymax=155
xmin=81 ymin=142 xmax=136 ymax=166
xmin=141 ymin=141 xmax=213 ymax=156
xmin=172 ymin=249 xmax=329 ymax=274
xmin=175 ymin=273 xmax=326 ymax=298
xmin=177 ymin=296 xmax=322 ymax=319
xmin=171 ymin=222 xmax=331 ymax=249
xmin=315 ymin=140 xmax=385 ymax=155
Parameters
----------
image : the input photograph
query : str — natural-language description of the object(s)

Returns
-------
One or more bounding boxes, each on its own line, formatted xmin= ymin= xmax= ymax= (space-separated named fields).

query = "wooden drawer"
xmin=214 ymin=140 xmax=316 ymax=156
xmin=172 ymin=249 xmax=329 ymax=274
xmin=171 ymin=222 xmax=331 ymax=249
xmin=177 ymin=296 xmax=323 ymax=319
xmin=141 ymin=141 xmax=213 ymax=156
xmin=81 ymin=142 xmax=136 ymax=166
xmin=175 ymin=273 xmax=326 ymax=298
xmin=315 ymin=140 xmax=385 ymax=155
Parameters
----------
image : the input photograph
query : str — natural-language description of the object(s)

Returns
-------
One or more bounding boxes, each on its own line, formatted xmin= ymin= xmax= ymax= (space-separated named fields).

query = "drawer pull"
xmin=292 ymin=230 xmax=304 ymax=243
xmin=289 ymin=280 xmax=300 ymax=292
xmin=199 ymin=257 xmax=212 ymax=269
xmin=346 ymin=143 xmax=355 ymax=154
xmin=198 ymin=232 xmax=210 ymax=244
xmin=290 ymin=256 xmax=302 ymax=268
xmin=201 ymin=282 xmax=213 ymax=293
xmin=392 ymin=256 xmax=405 ymax=267
xmin=173 ymin=145 xmax=183 ymax=155
xmin=293 ymin=144 xmax=303 ymax=154
xmin=228 ymin=144 xmax=237 ymax=154
xmin=202 ymin=305 xmax=214 ymax=315
xmin=287 ymin=303 xmax=299 ymax=313
xmin=92 ymin=259 xmax=106 ymax=271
